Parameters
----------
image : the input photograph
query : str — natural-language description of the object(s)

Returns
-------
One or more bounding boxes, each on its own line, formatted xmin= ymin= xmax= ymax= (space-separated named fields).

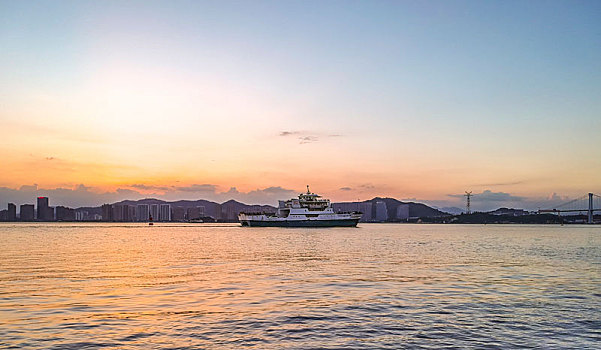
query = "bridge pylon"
xmin=588 ymin=193 xmax=593 ymax=224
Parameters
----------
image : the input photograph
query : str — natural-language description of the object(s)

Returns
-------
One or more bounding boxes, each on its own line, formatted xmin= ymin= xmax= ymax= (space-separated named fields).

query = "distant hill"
xmin=369 ymin=197 xmax=448 ymax=220
xmin=333 ymin=197 xmax=449 ymax=222
xmin=439 ymin=207 xmax=464 ymax=215
xmin=486 ymin=207 xmax=529 ymax=216
xmin=79 ymin=198 xmax=275 ymax=222
xmin=220 ymin=199 xmax=275 ymax=221
xmin=421 ymin=212 xmax=568 ymax=224
xmin=75 ymin=196 xmax=448 ymax=222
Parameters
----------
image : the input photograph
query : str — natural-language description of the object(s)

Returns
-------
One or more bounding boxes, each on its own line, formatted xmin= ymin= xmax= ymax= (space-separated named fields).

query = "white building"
xmin=396 ymin=204 xmax=409 ymax=220
xmin=75 ymin=211 xmax=87 ymax=221
xmin=150 ymin=204 xmax=159 ymax=222
xmin=137 ymin=204 xmax=149 ymax=222
xmin=375 ymin=201 xmax=388 ymax=222
xmin=159 ymin=204 xmax=171 ymax=222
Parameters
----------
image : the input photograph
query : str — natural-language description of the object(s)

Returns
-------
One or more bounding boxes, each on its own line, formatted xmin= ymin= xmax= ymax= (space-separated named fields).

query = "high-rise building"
xmin=0 ymin=210 xmax=7 ymax=221
xmin=359 ymin=202 xmax=373 ymax=222
xmin=172 ymin=206 xmax=185 ymax=221
xmin=375 ymin=201 xmax=388 ymax=222
xmin=332 ymin=202 xmax=373 ymax=222
xmin=101 ymin=204 xmax=113 ymax=221
xmin=75 ymin=211 xmax=87 ymax=221
xmin=186 ymin=206 xmax=204 ymax=221
xmin=396 ymin=204 xmax=409 ymax=221
xmin=137 ymin=204 xmax=149 ymax=222
xmin=20 ymin=204 xmax=35 ymax=221
xmin=55 ymin=206 xmax=75 ymax=221
xmin=159 ymin=204 xmax=171 ymax=221
xmin=37 ymin=197 xmax=53 ymax=221
xmin=332 ymin=202 xmax=357 ymax=213
xmin=221 ymin=203 xmax=239 ymax=221
xmin=111 ymin=204 xmax=132 ymax=222
xmin=112 ymin=205 xmax=123 ymax=221
xmin=7 ymin=203 xmax=16 ymax=221
xmin=150 ymin=204 xmax=159 ymax=221
xmin=128 ymin=206 xmax=136 ymax=222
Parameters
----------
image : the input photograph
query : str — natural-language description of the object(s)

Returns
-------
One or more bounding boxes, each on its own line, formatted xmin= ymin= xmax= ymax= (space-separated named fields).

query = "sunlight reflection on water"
xmin=0 ymin=223 xmax=600 ymax=348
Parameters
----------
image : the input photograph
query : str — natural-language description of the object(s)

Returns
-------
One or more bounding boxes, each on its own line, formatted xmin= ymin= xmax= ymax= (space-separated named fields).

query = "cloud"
xmin=340 ymin=187 xmax=352 ymax=191
xmin=75 ymin=184 xmax=90 ymax=191
xmin=130 ymin=183 xmax=170 ymax=191
xmin=0 ymin=183 xmax=301 ymax=208
xmin=257 ymin=186 xmax=291 ymax=193
xmin=166 ymin=185 xmax=297 ymax=205
xmin=19 ymin=184 xmax=38 ymax=191
xmin=172 ymin=184 xmax=218 ymax=193
xmin=45 ymin=157 xmax=55 ymax=161
xmin=438 ymin=189 xmax=576 ymax=212
xmin=476 ymin=190 xmax=525 ymax=202
xmin=115 ymin=188 xmax=141 ymax=196
xmin=547 ymin=192 xmax=568 ymax=202
xmin=475 ymin=180 xmax=526 ymax=186
xmin=0 ymin=185 xmax=151 ymax=208
xmin=448 ymin=190 xmax=524 ymax=202
xmin=224 ymin=187 xmax=240 ymax=195
xmin=299 ymin=136 xmax=319 ymax=144
xmin=278 ymin=130 xmax=343 ymax=144
xmin=279 ymin=131 xmax=300 ymax=136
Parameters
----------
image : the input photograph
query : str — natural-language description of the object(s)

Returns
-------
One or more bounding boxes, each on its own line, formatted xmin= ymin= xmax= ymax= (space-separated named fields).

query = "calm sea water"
xmin=0 ymin=223 xmax=599 ymax=349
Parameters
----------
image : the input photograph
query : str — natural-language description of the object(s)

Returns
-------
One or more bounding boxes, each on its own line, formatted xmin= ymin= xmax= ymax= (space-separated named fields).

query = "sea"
xmin=0 ymin=223 xmax=599 ymax=349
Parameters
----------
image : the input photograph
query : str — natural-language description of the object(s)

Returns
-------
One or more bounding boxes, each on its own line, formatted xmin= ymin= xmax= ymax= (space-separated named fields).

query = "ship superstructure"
xmin=238 ymin=186 xmax=362 ymax=227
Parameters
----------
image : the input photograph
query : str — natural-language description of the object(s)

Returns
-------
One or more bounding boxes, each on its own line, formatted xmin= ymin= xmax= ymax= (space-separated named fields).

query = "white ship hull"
xmin=239 ymin=212 xmax=361 ymax=227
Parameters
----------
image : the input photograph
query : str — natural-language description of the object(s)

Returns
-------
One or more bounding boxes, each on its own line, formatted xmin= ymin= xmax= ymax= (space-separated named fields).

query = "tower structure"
xmin=465 ymin=191 xmax=472 ymax=214
xmin=588 ymin=193 xmax=594 ymax=224
xmin=37 ymin=197 xmax=52 ymax=221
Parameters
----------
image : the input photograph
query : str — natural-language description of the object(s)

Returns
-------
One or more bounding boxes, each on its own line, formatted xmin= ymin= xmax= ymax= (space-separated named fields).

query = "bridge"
xmin=538 ymin=193 xmax=601 ymax=224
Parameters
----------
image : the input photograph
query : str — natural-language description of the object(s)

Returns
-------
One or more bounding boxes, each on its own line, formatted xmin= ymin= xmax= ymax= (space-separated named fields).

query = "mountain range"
xmin=76 ymin=197 xmax=450 ymax=222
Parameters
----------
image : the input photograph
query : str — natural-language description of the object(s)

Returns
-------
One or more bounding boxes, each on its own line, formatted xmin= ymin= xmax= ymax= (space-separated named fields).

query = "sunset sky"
xmin=1 ymin=1 xmax=600 ymax=210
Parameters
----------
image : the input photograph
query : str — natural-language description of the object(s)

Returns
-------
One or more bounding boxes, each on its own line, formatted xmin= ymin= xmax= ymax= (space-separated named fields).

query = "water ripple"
xmin=0 ymin=223 xmax=599 ymax=348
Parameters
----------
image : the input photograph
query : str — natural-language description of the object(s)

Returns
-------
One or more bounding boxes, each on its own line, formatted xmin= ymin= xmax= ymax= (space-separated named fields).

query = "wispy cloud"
xmin=435 ymin=189 xmax=578 ymax=212
xmin=448 ymin=189 xmax=524 ymax=202
xmin=172 ymin=184 xmax=217 ymax=193
xmin=474 ymin=180 xmax=526 ymax=187
xmin=0 ymin=183 xmax=301 ymax=208
xmin=279 ymin=131 xmax=300 ymax=136
xmin=278 ymin=130 xmax=343 ymax=144
xmin=299 ymin=136 xmax=319 ymax=144
xmin=130 ymin=184 xmax=170 ymax=191
xmin=358 ymin=183 xmax=376 ymax=190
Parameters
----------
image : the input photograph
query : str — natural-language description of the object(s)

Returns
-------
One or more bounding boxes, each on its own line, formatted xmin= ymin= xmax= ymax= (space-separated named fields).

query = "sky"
xmin=1 ymin=0 xmax=600 ymax=211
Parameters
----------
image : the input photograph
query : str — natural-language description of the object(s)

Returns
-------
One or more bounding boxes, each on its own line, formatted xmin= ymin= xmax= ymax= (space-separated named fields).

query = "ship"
xmin=238 ymin=186 xmax=362 ymax=227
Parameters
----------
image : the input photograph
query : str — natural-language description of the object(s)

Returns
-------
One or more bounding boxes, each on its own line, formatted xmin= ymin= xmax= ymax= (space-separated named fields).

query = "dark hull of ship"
xmin=240 ymin=219 xmax=360 ymax=227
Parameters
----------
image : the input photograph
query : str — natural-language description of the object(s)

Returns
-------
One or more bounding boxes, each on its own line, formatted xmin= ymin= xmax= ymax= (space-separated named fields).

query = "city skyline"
xmin=0 ymin=186 xmax=595 ymax=215
xmin=0 ymin=181 xmax=578 ymax=212
xmin=3 ymin=191 xmax=598 ymax=225
xmin=1 ymin=1 xmax=600 ymax=211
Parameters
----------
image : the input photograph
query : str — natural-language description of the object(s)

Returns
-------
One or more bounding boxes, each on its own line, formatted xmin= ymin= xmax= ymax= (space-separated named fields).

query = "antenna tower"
xmin=465 ymin=191 xmax=472 ymax=214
